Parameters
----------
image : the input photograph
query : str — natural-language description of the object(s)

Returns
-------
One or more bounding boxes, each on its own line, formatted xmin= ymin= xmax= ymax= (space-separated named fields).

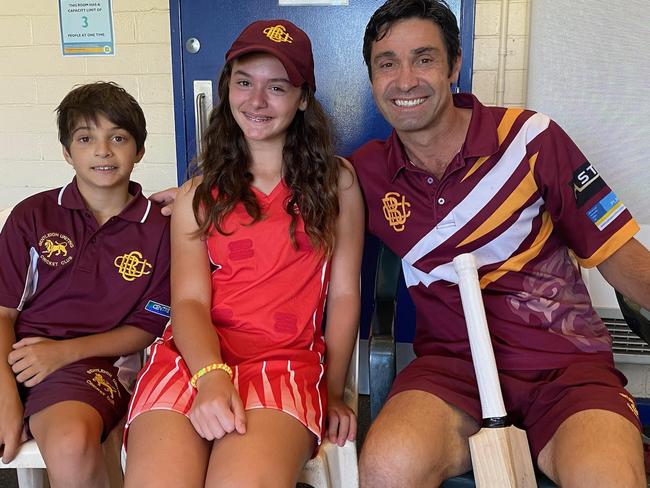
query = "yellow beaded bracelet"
xmin=190 ymin=363 xmax=233 ymax=388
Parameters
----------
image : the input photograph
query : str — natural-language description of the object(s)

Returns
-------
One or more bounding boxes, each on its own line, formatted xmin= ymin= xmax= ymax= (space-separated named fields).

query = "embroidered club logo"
xmin=619 ymin=392 xmax=639 ymax=418
xmin=263 ymin=25 xmax=293 ymax=43
xmin=114 ymin=251 xmax=152 ymax=282
xmin=382 ymin=192 xmax=411 ymax=232
xmin=86 ymin=368 xmax=121 ymax=406
xmin=38 ymin=232 xmax=74 ymax=267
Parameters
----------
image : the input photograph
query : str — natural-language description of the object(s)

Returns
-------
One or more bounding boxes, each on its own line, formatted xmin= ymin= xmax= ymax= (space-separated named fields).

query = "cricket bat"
xmin=453 ymin=253 xmax=537 ymax=488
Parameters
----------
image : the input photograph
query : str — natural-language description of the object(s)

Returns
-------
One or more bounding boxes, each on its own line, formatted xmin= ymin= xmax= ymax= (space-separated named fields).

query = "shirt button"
xmin=90 ymin=237 xmax=96 ymax=244
xmin=427 ymin=177 xmax=434 ymax=185
xmin=437 ymin=197 xmax=445 ymax=205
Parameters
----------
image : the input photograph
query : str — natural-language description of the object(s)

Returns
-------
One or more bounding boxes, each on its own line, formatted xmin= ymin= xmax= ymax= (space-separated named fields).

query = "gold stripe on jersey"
xmin=577 ymin=220 xmax=640 ymax=268
xmin=480 ymin=210 xmax=554 ymax=288
xmin=463 ymin=108 xmax=525 ymax=181
xmin=459 ymin=152 xmax=539 ymax=247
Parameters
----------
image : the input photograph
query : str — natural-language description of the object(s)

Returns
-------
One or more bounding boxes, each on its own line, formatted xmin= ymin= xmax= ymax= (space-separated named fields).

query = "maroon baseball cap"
xmin=225 ymin=19 xmax=316 ymax=91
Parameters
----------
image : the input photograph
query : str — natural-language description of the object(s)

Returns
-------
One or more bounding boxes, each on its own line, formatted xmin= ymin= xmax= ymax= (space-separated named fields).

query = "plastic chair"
xmin=296 ymin=334 xmax=360 ymax=488
xmin=0 ymin=422 xmax=125 ymax=488
xmin=368 ymin=244 xmax=556 ymax=487
xmin=616 ymin=290 xmax=650 ymax=346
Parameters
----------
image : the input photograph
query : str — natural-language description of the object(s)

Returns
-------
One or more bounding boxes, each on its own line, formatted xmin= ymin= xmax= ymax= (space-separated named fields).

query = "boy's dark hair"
xmin=56 ymin=81 xmax=147 ymax=152
xmin=363 ymin=0 xmax=461 ymax=79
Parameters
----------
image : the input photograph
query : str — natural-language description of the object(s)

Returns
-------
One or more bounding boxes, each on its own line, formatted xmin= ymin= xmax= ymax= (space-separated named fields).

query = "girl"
xmin=124 ymin=19 xmax=363 ymax=488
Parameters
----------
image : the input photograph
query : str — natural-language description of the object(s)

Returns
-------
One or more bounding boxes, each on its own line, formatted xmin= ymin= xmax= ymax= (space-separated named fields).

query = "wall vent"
xmin=598 ymin=307 xmax=650 ymax=364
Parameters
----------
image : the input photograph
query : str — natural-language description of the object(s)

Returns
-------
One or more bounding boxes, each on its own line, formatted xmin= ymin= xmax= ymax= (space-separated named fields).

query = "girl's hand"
xmin=326 ymin=396 xmax=357 ymax=447
xmin=8 ymin=337 xmax=69 ymax=387
xmin=188 ymin=370 xmax=247 ymax=440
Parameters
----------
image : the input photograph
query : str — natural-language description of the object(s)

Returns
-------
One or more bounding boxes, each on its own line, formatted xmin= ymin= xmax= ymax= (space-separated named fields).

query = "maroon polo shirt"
xmin=351 ymin=93 xmax=639 ymax=370
xmin=0 ymin=178 xmax=170 ymax=341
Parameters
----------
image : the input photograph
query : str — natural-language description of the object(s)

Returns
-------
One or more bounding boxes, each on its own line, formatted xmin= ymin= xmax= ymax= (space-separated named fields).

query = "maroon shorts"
xmin=21 ymin=357 xmax=130 ymax=440
xmin=389 ymin=355 xmax=641 ymax=460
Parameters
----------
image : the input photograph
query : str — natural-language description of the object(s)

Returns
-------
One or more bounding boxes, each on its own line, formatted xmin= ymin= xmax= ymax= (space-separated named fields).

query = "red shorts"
xmin=125 ymin=325 xmax=326 ymax=448
xmin=389 ymin=355 xmax=641 ymax=460
xmin=22 ymin=357 xmax=129 ymax=440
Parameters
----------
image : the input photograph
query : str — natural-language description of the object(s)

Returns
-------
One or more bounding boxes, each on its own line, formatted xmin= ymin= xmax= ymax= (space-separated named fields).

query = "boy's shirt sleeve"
xmin=0 ymin=206 xmax=36 ymax=310
xmin=121 ymin=219 xmax=171 ymax=337
xmin=532 ymin=119 xmax=639 ymax=268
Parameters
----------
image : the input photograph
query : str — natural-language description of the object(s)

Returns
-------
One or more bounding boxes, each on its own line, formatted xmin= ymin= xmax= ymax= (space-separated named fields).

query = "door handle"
xmin=192 ymin=80 xmax=213 ymax=163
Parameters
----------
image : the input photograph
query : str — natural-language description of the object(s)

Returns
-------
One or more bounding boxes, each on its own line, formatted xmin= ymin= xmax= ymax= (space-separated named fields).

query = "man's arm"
xmin=597 ymin=237 xmax=650 ymax=309
xmin=8 ymin=324 xmax=155 ymax=388
xmin=149 ymin=187 xmax=179 ymax=217
xmin=0 ymin=306 xmax=24 ymax=463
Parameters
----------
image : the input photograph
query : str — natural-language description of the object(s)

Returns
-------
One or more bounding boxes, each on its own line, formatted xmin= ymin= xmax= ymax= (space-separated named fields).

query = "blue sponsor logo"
xmin=586 ymin=191 xmax=625 ymax=231
xmin=145 ymin=300 xmax=171 ymax=318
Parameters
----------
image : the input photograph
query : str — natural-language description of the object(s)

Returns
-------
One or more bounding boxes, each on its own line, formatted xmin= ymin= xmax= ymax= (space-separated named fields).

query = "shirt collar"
xmin=386 ymin=93 xmax=500 ymax=181
xmin=58 ymin=178 xmax=152 ymax=223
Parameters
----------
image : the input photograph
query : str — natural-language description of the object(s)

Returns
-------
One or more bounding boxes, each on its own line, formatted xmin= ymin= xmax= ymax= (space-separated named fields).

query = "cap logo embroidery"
xmin=114 ymin=250 xmax=152 ymax=282
xmin=382 ymin=192 xmax=411 ymax=232
xmin=263 ymin=25 xmax=293 ymax=43
xmin=38 ymin=232 xmax=74 ymax=267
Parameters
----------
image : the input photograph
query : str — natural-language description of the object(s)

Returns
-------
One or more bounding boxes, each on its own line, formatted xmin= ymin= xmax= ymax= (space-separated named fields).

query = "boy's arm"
xmin=8 ymin=325 xmax=155 ymax=388
xmin=0 ymin=305 xmax=24 ymax=463
xmin=324 ymin=159 xmax=364 ymax=446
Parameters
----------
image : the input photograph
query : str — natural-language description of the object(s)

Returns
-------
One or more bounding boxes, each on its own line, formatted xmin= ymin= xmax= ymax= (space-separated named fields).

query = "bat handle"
xmin=453 ymin=253 xmax=507 ymax=420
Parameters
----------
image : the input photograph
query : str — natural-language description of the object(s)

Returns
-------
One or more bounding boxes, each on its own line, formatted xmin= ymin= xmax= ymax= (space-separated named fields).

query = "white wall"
xmin=0 ymin=0 xmax=177 ymax=208
xmin=527 ymin=0 xmax=650 ymax=225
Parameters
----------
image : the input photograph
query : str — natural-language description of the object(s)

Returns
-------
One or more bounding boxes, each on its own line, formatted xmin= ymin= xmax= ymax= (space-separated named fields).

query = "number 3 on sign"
xmin=82 ymin=16 xmax=88 ymax=28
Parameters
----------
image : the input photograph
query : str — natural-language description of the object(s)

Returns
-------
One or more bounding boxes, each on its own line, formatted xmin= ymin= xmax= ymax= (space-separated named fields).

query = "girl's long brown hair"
xmin=192 ymin=62 xmax=341 ymax=254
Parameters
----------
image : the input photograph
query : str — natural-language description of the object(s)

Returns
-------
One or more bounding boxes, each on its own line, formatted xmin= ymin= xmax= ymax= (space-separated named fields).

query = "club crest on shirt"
xmin=86 ymin=368 xmax=121 ymax=406
xmin=382 ymin=192 xmax=411 ymax=232
xmin=619 ymin=392 xmax=639 ymax=418
xmin=114 ymin=250 xmax=152 ymax=282
xmin=571 ymin=161 xmax=605 ymax=207
xmin=38 ymin=232 xmax=74 ymax=267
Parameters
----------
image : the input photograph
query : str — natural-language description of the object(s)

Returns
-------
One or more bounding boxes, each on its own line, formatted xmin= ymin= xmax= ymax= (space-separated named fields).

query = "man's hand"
xmin=149 ymin=187 xmax=180 ymax=217
xmin=8 ymin=337 xmax=71 ymax=387
xmin=0 ymin=387 xmax=25 ymax=464
xmin=326 ymin=396 xmax=357 ymax=447
xmin=188 ymin=370 xmax=247 ymax=441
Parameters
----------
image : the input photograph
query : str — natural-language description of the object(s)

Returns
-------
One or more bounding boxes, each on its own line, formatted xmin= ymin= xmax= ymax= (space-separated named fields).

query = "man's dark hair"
xmin=56 ymin=81 xmax=147 ymax=152
xmin=363 ymin=0 xmax=461 ymax=79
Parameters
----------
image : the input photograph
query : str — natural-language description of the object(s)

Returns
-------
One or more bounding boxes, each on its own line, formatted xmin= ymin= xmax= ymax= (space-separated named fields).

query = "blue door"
xmin=169 ymin=0 xmax=475 ymax=387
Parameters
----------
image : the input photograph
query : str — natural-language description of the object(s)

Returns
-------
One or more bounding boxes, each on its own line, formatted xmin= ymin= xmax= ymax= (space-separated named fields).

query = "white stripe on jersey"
xmin=404 ymin=112 xmax=550 ymax=267
xmin=401 ymin=112 xmax=551 ymax=288
xmin=403 ymin=197 xmax=543 ymax=287
xmin=17 ymin=247 xmax=40 ymax=311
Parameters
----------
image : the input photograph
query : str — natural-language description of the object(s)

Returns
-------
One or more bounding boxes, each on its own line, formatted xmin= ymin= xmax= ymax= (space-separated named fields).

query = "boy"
xmin=0 ymin=82 xmax=170 ymax=487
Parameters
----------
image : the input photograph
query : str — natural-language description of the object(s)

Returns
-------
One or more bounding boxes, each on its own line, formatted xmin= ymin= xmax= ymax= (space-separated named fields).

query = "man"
xmin=352 ymin=1 xmax=650 ymax=487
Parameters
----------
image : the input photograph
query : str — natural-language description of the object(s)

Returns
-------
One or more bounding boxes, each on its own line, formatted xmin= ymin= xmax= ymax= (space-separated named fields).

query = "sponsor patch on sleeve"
xmin=586 ymin=191 xmax=626 ymax=231
xmin=571 ymin=161 xmax=605 ymax=207
xmin=145 ymin=300 xmax=171 ymax=318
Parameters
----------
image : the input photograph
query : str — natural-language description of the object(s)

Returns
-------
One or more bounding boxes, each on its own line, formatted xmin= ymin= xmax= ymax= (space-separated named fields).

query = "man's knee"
xmin=360 ymin=432 xmax=441 ymax=488
xmin=555 ymin=455 xmax=645 ymax=488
